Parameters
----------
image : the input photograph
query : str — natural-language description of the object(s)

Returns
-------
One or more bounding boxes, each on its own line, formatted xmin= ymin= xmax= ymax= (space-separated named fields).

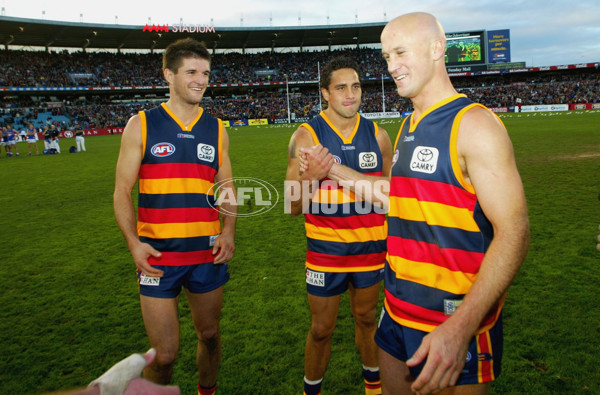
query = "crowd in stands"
xmin=0 ymin=48 xmax=598 ymax=129
xmin=0 ymin=48 xmax=386 ymax=88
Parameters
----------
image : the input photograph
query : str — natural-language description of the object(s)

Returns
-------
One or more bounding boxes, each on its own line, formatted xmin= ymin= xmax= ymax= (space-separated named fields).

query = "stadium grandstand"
xmin=0 ymin=15 xmax=598 ymax=136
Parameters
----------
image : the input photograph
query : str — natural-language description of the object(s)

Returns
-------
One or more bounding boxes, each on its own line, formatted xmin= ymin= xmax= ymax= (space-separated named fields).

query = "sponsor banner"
xmin=248 ymin=118 xmax=269 ymax=126
xmin=487 ymin=29 xmax=511 ymax=64
xmin=6 ymin=86 xmax=88 ymax=92
xmin=90 ymin=86 xmax=163 ymax=91
xmin=532 ymin=63 xmax=597 ymax=72
xmin=273 ymin=119 xmax=289 ymax=124
xmin=569 ymin=103 xmax=600 ymax=110
xmin=448 ymin=72 xmax=471 ymax=77
xmin=446 ymin=64 xmax=488 ymax=73
xmin=488 ymin=61 xmax=526 ymax=70
xmin=57 ymin=127 xmax=124 ymax=138
xmin=520 ymin=104 xmax=568 ymax=113
xmin=222 ymin=120 xmax=231 ymax=128
xmin=294 ymin=117 xmax=311 ymax=123
xmin=489 ymin=107 xmax=509 ymax=113
xmin=231 ymin=120 xmax=249 ymax=127
xmin=361 ymin=112 xmax=402 ymax=119
xmin=401 ymin=111 xmax=414 ymax=117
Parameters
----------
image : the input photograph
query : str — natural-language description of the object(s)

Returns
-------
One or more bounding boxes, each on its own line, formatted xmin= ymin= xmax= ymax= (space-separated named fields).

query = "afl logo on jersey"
xmin=151 ymin=143 xmax=175 ymax=157
xmin=332 ymin=155 xmax=342 ymax=164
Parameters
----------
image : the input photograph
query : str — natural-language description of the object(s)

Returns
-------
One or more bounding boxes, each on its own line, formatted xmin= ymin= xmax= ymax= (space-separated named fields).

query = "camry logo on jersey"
xmin=332 ymin=155 xmax=342 ymax=164
xmin=359 ymin=152 xmax=378 ymax=169
xmin=306 ymin=269 xmax=325 ymax=287
xmin=410 ymin=146 xmax=438 ymax=174
xmin=139 ymin=274 xmax=160 ymax=286
xmin=197 ymin=143 xmax=215 ymax=162
xmin=151 ymin=143 xmax=175 ymax=157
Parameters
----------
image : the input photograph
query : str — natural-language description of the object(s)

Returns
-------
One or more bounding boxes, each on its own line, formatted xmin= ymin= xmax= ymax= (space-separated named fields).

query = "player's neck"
xmin=411 ymin=78 xmax=458 ymax=121
xmin=323 ymin=108 xmax=357 ymax=138
xmin=165 ymin=98 xmax=202 ymax=126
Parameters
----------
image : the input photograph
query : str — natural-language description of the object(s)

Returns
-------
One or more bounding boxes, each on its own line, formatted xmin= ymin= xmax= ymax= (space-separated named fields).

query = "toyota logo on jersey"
xmin=151 ymin=143 xmax=176 ymax=157
xmin=359 ymin=152 xmax=378 ymax=169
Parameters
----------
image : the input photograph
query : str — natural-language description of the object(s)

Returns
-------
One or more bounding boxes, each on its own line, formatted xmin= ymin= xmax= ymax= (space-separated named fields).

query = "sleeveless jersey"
xmin=7 ymin=128 xmax=17 ymax=142
xmin=385 ymin=94 xmax=501 ymax=333
xmin=27 ymin=128 xmax=37 ymax=142
xmin=137 ymin=103 xmax=223 ymax=266
xmin=301 ymin=111 xmax=387 ymax=273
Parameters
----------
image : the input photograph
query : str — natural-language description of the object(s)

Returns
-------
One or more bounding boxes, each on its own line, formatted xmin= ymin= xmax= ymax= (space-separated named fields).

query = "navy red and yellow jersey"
xmin=301 ymin=111 xmax=387 ymax=273
xmin=385 ymin=94 xmax=503 ymax=333
xmin=137 ymin=103 xmax=223 ymax=266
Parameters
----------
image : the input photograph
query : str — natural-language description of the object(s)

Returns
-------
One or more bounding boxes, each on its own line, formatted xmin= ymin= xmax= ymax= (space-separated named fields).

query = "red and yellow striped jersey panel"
xmin=136 ymin=104 xmax=222 ymax=266
xmin=302 ymin=113 xmax=387 ymax=273
xmin=386 ymin=95 xmax=500 ymax=333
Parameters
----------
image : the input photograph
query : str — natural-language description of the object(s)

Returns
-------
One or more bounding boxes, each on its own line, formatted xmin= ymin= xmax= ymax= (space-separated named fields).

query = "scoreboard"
xmin=445 ymin=29 xmax=512 ymax=67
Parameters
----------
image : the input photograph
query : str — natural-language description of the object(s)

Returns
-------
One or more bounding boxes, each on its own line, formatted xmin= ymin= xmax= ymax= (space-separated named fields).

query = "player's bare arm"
xmin=113 ymin=115 xmax=164 ymax=277
xmin=409 ymin=107 xmax=530 ymax=393
xmin=213 ymin=127 xmax=236 ymax=264
xmin=374 ymin=126 xmax=394 ymax=178
xmin=285 ymin=126 xmax=334 ymax=216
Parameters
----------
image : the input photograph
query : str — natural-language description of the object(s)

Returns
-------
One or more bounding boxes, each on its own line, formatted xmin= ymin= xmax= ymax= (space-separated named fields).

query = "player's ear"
xmin=431 ymin=39 xmax=445 ymax=61
xmin=321 ymin=87 xmax=330 ymax=103
xmin=163 ymin=68 xmax=174 ymax=84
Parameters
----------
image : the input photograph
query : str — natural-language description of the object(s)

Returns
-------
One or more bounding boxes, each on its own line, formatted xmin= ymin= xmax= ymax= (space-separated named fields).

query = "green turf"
xmin=0 ymin=111 xmax=598 ymax=394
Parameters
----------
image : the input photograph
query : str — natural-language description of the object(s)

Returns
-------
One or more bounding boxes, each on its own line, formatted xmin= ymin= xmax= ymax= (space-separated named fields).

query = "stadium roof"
xmin=0 ymin=16 xmax=386 ymax=51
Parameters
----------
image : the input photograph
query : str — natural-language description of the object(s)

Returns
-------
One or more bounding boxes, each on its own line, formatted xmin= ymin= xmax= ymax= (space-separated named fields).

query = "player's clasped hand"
xmin=299 ymin=145 xmax=334 ymax=180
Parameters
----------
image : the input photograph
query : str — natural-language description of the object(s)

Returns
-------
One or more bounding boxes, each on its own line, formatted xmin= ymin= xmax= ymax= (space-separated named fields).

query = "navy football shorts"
xmin=138 ymin=263 xmax=229 ymax=298
xmin=375 ymin=306 xmax=503 ymax=385
xmin=305 ymin=267 xmax=384 ymax=297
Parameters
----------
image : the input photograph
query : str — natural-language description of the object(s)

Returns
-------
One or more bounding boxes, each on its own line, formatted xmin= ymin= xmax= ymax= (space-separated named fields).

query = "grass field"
xmin=0 ymin=110 xmax=599 ymax=394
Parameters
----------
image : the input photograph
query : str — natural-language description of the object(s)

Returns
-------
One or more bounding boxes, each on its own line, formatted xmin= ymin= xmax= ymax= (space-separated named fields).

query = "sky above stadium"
xmin=1 ymin=0 xmax=599 ymax=67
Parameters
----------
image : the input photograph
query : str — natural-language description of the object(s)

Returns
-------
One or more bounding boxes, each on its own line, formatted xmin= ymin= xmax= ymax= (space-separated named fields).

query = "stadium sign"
xmin=142 ymin=24 xmax=216 ymax=34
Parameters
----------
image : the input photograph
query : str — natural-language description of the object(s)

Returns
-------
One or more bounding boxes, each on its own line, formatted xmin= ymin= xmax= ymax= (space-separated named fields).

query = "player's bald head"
xmin=381 ymin=12 xmax=445 ymax=48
